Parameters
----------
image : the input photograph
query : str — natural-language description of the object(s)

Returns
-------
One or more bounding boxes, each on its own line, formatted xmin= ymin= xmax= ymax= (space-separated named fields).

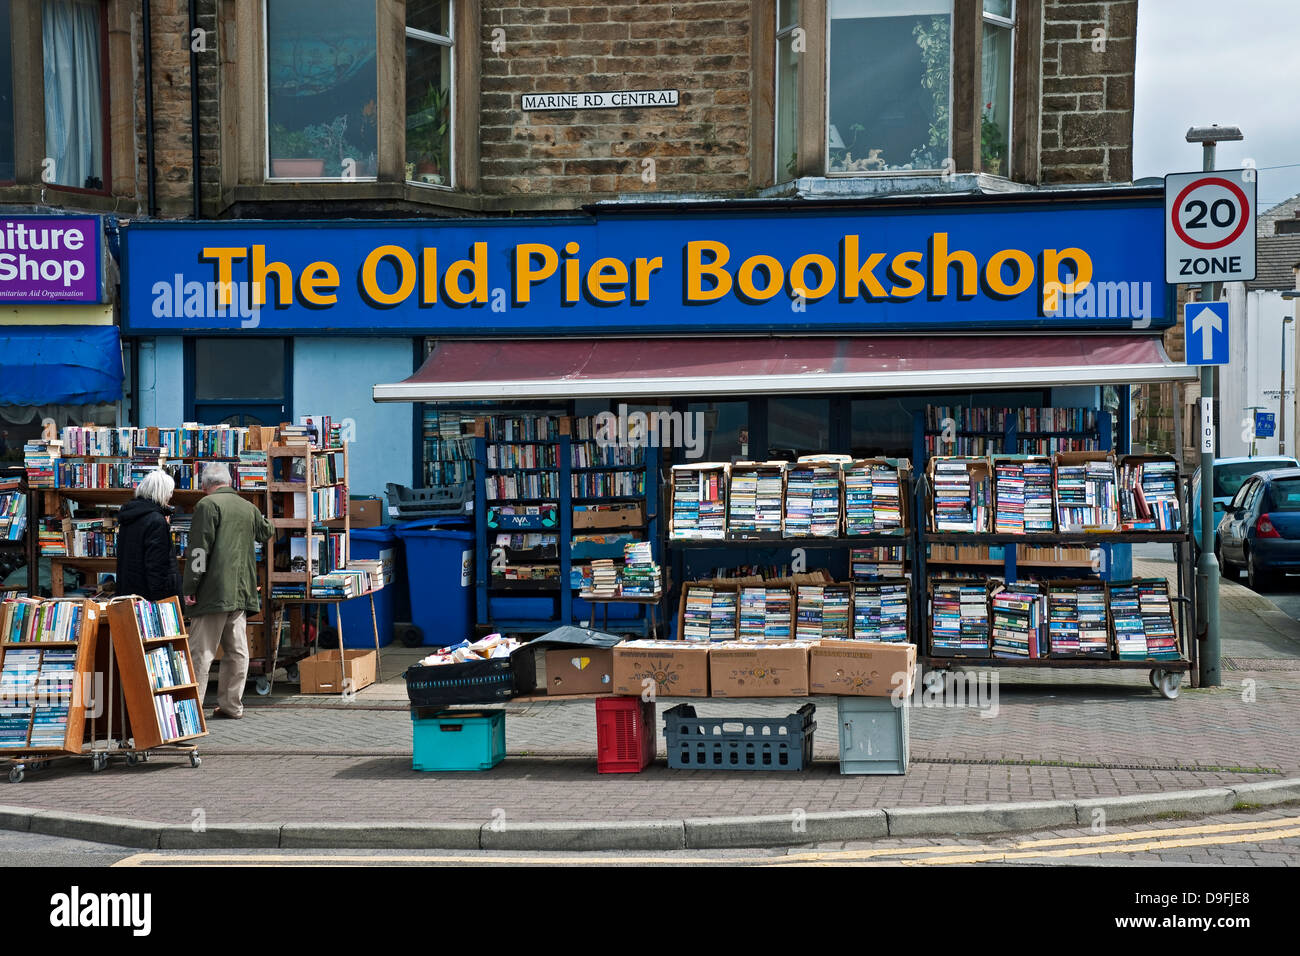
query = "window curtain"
xmin=43 ymin=0 xmax=103 ymax=190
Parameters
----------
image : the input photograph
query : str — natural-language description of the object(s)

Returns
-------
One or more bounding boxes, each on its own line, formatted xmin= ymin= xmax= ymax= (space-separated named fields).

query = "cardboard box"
xmin=297 ymin=649 xmax=377 ymax=694
xmin=1053 ymin=451 xmax=1119 ymax=532
xmin=545 ymin=647 xmax=614 ymax=696
xmin=844 ymin=458 xmax=911 ymax=535
xmin=810 ymin=640 xmax=916 ymax=698
xmin=708 ymin=642 xmax=811 ymax=697
xmin=612 ymin=640 xmax=710 ymax=697
xmin=572 ymin=503 xmax=644 ymax=529
xmin=349 ymin=497 xmax=382 ymax=528
xmin=927 ymin=456 xmax=991 ymax=533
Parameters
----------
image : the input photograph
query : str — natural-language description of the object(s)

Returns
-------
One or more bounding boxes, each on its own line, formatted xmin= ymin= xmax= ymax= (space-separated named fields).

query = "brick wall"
xmin=1039 ymin=0 xmax=1136 ymax=184
xmin=478 ymin=1 xmax=753 ymax=199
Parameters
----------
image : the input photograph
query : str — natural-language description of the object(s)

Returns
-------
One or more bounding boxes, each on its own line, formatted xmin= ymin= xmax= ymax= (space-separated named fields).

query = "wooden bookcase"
xmin=0 ymin=598 xmax=100 ymax=758
xmin=265 ymin=442 xmax=351 ymax=599
xmin=106 ymin=595 xmax=207 ymax=749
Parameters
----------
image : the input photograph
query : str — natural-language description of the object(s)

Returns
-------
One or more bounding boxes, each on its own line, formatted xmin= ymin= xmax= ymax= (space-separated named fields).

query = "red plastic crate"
xmin=595 ymin=696 xmax=656 ymax=774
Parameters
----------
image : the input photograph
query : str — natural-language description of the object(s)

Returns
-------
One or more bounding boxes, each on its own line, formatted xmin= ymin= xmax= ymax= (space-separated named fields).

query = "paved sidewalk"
xmin=2 ymin=568 xmax=1298 ymax=839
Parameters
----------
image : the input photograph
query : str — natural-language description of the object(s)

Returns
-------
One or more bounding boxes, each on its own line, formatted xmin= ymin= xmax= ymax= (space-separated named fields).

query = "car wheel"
xmin=1247 ymin=548 xmax=1276 ymax=591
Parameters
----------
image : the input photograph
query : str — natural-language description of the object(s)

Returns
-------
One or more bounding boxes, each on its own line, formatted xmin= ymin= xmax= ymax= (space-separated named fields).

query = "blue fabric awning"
xmin=0 ymin=326 xmax=123 ymax=405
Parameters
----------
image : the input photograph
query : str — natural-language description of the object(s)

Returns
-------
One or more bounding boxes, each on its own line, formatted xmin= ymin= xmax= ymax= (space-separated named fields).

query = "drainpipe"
xmin=188 ymin=0 xmax=201 ymax=219
xmin=142 ymin=0 xmax=157 ymax=217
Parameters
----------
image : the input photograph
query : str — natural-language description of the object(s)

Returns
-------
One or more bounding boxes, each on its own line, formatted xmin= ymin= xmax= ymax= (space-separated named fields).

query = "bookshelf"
xmin=265 ymin=442 xmax=351 ymax=600
xmin=106 ymin=595 xmax=207 ymax=753
xmin=472 ymin=415 xmax=662 ymax=635
xmin=0 ymin=598 xmax=100 ymax=770
xmin=0 ymin=473 xmax=34 ymax=597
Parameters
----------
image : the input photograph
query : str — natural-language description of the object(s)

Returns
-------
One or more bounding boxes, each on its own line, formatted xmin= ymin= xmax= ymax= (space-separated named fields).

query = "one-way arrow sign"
xmin=1186 ymin=301 xmax=1229 ymax=366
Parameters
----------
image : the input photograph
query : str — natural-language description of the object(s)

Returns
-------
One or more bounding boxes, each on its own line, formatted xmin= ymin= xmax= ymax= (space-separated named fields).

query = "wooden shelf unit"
xmin=106 ymin=595 xmax=208 ymax=749
xmin=264 ymin=443 xmax=351 ymax=599
xmin=0 ymin=598 xmax=101 ymax=756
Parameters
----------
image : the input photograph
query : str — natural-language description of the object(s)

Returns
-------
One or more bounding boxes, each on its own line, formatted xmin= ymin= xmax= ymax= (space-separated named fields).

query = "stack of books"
xmin=1108 ymin=583 xmax=1146 ymax=659
xmin=727 ymin=465 xmax=783 ymax=537
xmin=1056 ymin=459 xmax=1118 ymax=530
xmin=154 ymin=693 xmax=203 ymax=740
xmin=133 ymin=598 xmax=184 ymax=638
xmin=851 ymin=546 xmax=906 ymax=580
xmin=991 ymin=587 xmax=1045 ymax=658
xmin=682 ymin=586 xmax=714 ymax=641
xmin=310 ymin=571 xmax=366 ymax=600
xmin=0 ymin=707 xmax=33 ymax=748
xmin=2 ymin=599 xmax=83 ymax=643
xmin=931 ymin=583 xmax=990 ymax=654
xmin=994 ymin=463 xmax=1025 ymax=534
xmin=589 ymin=559 xmax=619 ymax=597
xmin=23 ymin=440 xmax=61 ymax=489
xmin=932 ymin=460 xmax=988 ymax=533
xmin=1024 ymin=459 xmax=1056 ymax=531
xmin=620 ymin=541 xmax=661 ymax=597
xmin=709 ymin=588 xmax=739 ymax=641
xmin=1047 ymin=583 xmax=1110 ymax=656
xmin=233 ymin=451 xmax=268 ymax=491
xmin=784 ymin=463 xmax=841 ymax=537
xmin=170 ymin=513 xmax=192 ymax=553
xmin=738 ymin=586 xmax=792 ymax=641
xmin=37 ymin=518 xmax=67 ymax=556
xmin=850 ymin=582 xmax=909 ymax=641
xmin=0 ymin=487 xmax=27 ymax=541
xmin=1120 ymin=459 xmax=1181 ymax=531
xmin=670 ymin=467 xmax=726 ymax=539
xmin=0 ymin=647 xmax=40 ymax=709
xmin=844 ymin=463 xmax=904 ymax=534
xmin=65 ymin=518 xmax=116 ymax=558
xmin=795 ymin=584 xmax=852 ymax=640
xmin=1139 ymin=580 xmax=1179 ymax=659
xmin=144 ymin=646 xmax=192 ymax=690
xmin=29 ymin=705 xmax=69 ymax=748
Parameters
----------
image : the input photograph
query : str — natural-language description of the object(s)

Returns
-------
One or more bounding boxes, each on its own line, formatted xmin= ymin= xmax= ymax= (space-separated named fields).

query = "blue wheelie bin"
xmin=394 ymin=518 xmax=475 ymax=646
xmin=327 ymin=525 xmax=405 ymax=648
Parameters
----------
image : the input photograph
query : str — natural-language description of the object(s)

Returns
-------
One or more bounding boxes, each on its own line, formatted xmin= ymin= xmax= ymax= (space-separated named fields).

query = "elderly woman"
xmin=115 ymin=469 xmax=183 ymax=601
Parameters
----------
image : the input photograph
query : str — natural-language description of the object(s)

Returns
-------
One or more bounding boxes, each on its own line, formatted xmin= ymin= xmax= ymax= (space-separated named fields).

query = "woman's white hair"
xmin=135 ymin=469 xmax=175 ymax=506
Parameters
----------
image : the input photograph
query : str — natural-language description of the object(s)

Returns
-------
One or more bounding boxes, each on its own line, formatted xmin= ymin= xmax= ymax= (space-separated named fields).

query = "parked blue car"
xmin=1190 ymin=456 xmax=1299 ymax=546
xmin=1216 ymin=467 xmax=1300 ymax=590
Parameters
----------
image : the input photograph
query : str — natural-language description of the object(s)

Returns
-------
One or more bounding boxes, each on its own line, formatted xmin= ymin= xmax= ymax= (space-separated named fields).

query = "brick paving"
xmin=2 ymin=562 xmax=1296 ymax=830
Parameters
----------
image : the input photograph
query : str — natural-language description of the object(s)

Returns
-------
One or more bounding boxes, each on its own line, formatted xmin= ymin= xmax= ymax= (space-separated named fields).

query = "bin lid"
xmin=350 ymin=526 xmax=400 ymax=544
xmin=394 ymin=517 xmax=475 ymax=541
xmin=528 ymin=625 xmax=622 ymax=649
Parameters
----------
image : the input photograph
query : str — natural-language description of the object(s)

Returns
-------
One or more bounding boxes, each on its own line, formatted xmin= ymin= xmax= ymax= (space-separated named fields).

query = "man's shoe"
xmin=211 ymin=707 xmax=242 ymax=720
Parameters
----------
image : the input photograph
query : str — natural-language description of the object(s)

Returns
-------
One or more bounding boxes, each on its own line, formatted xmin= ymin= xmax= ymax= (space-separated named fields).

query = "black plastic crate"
xmin=404 ymin=655 xmax=537 ymax=707
xmin=663 ymin=703 xmax=816 ymax=771
xmin=386 ymin=481 xmax=473 ymax=519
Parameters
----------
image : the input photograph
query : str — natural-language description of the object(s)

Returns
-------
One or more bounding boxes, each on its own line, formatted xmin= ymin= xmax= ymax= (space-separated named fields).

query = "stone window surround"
xmin=751 ymin=0 xmax=1043 ymax=187
xmin=1 ymin=0 xmax=133 ymax=212
xmin=222 ymin=0 xmax=480 ymax=212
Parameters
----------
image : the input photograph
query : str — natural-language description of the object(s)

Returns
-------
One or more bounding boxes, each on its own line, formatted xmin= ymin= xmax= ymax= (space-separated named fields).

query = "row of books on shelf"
xmin=487 ymin=443 xmax=559 ymax=470
xmin=485 ymin=473 xmax=561 ymax=500
xmin=928 ymin=578 xmax=1179 ymax=660
xmin=488 ymin=416 xmax=562 ymax=442
xmin=281 ymin=488 xmax=348 ymax=521
xmin=56 ymin=424 xmax=255 ymax=459
xmin=2 ymin=599 xmax=86 ymax=643
xmin=425 ymin=436 xmax=475 ymax=461
xmin=425 ymin=460 xmax=473 ymax=485
xmin=670 ymin=459 xmax=908 ymax=540
xmin=0 ymin=704 xmax=70 ymax=748
xmin=923 ymin=406 xmax=1102 ymax=434
xmin=927 ymin=453 xmax=1182 ymax=534
xmin=571 ymin=442 xmax=645 ymax=468
xmin=0 ymin=489 xmax=26 ymax=541
xmin=926 ymin=542 xmax=1098 ymax=567
xmin=571 ymin=471 xmax=644 ymax=499
xmin=423 ymin=408 xmax=478 ymax=441
xmin=133 ymin=598 xmax=184 ymax=639
xmin=143 ymin=645 xmax=192 ymax=690
xmin=154 ymin=693 xmax=203 ymax=740
xmin=681 ymin=578 xmax=910 ymax=643
xmin=924 ymin=435 xmax=1103 ymax=459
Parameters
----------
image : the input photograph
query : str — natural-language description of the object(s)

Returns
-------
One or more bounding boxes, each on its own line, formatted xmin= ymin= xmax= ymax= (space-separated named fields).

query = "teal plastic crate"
xmin=411 ymin=708 xmax=506 ymax=771
xmin=837 ymin=696 xmax=909 ymax=775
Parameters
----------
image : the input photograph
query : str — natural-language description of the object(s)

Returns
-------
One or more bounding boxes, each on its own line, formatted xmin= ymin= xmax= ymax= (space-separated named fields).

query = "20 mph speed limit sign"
xmin=1165 ymin=169 xmax=1256 ymax=283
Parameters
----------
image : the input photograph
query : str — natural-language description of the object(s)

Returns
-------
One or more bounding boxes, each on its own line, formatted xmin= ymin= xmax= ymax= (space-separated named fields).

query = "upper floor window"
xmin=0 ymin=0 xmax=13 ymax=183
xmin=774 ymin=0 xmax=800 ymax=182
xmin=981 ymin=0 xmax=1013 ymax=176
xmin=266 ymin=1 xmax=378 ymax=181
xmin=43 ymin=0 xmax=107 ymax=191
xmin=405 ymin=0 xmax=453 ymax=188
xmin=827 ymin=0 xmax=951 ymax=175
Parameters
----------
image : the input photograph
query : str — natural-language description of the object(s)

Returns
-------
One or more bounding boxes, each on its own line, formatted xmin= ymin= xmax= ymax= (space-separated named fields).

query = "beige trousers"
xmin=189 ymin=611 xmax=248 ymax=717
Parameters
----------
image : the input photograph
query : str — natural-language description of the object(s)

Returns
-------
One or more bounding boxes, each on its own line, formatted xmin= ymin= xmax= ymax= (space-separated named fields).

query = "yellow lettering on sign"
xmin=586 ymin=257 xmax=629 ymax=304
xmin=929 ymin=232 xmax=978 ymax=298
xmin=685 ymin=241 xmax=732 ymax=302
xmin=251 ymin=245 xmax=295 ymax=307
xmin=1041 ymin=247 xmax=1093 ymax=311
xmin=515 ymin=243 xmax=558 ymax=304
xmin=299 ymin=261 xmax=340 ymax=306
xmin=632 ymin=257 xmax=662 ymax=303
xmin=737 ymin=254 xmax=784 ymax=301
xmin=840 ymin=236 xmax=888 ymax=299
xmin=445 ymin=242 xmax=488 ymax=305
xmin=200 ymin=247 xmax=246 ymax=306
xmin=788 ymin=253 xmax=836 ymax=300
xmin=985 ymin=248 xmax=1036 ymax=297
xmin=888 ymin=251 xmax=926 ymax=299
xmin=361 ymin=245 xmax=416 ymax=306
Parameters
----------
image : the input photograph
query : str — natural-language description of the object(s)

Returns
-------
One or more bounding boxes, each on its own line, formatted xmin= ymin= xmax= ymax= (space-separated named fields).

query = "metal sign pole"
xmin=1197 ymin=138 xmax=1222 ymax=688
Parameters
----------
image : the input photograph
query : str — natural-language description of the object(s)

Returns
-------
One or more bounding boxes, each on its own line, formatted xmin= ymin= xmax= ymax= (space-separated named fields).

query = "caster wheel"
xmin=125 ymin=753 xmax=139 ymax=767
xmin=189 ymin=753 xmax=201 ymax=768
xmin=1149 ymin=669 xmax=1161 ymax=689
xmin=286 ymin=663 xmax=300 ymax=683
xmin=255 ymin=676 xmax=271 ymax=696
xmin=399 ymin=625 xmax=424 ymax=648
xmin=1158 ymin=671 xmax=1183 ymax=700
xmin=8 ymin=767 xmax=23 ymax=784
xmin=90 ymin=754 xmax=107 ymax=773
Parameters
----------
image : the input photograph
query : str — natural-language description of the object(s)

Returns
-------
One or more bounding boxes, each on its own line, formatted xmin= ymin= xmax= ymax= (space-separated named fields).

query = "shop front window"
xmin=0 ymin=0 xmax=13 ymax=183
xmin=191 ymin=338 xmax=289 ymax=428
xmin=827 ymin=0 xmax=952 ymax=174
xmin=774 ymin=0 xmax=800 ymax=182
xmin=266 ymin=1 xmax=378 ymax=181
xmin=767 ymin=397 xmax=830 ymax=458
xmin=981 ymin=0 xmax=1013 ymax=177
xmin=405 ymin=0 xmax=453 ymax=188
xmin=42 ymin=0 xmax=107 ymax=190
xmin=687 ymin=402 xmax=749 ymax=462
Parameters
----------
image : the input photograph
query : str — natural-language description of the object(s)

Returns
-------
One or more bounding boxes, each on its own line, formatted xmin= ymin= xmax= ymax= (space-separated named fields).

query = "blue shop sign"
xmin=121 ymin=197 xmax=1171 ymax=335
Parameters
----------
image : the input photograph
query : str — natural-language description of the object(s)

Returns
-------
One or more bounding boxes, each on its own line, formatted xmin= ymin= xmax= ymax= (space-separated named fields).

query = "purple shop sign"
xmin=0 ymin=216 xmax=102 ymax=303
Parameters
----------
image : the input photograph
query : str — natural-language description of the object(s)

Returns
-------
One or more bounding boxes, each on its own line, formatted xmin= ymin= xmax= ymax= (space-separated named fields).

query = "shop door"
xmin=186 ymin=338 xmax=291 ymax=427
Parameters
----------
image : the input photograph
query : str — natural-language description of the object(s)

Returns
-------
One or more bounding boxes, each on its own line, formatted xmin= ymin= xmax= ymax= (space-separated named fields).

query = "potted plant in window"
xmin=981 ymin=104 xmax=1007 ymax=176
xmin=408 ymin=84 xmax=450 ymax=185
xmin=269 ymin=124 xmax=325 ymax=178
xmin=304 ymin=115 xmax=350 ymax=179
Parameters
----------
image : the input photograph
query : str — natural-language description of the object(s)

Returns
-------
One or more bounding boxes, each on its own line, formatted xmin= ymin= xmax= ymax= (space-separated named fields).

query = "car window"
xmin=1267 ymin=479 xmax=1300 ymax=512
xmin=1246 ymin=480 xmax=1267 ymax=511
xmin=1230 ymin=479 xmax=1257 ymax=510
xmin=1214 ymin=460 xmax=1298 ymax=497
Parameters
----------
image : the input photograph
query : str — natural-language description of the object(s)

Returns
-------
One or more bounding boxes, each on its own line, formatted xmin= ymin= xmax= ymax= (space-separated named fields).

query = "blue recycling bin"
xmin=327 ymin=526 xmax=405 ymax=648
xmin=394 ymin=518 xmax=475 ymax=646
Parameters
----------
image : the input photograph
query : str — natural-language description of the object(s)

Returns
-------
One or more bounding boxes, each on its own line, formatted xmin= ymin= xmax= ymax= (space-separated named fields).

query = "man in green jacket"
xmin=183 ymin=461 xmax=274 ymax=719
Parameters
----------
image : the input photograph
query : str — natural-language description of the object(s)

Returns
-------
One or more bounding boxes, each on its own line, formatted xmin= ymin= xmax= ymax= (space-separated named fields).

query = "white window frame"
xmin=981 ymin=0 xmax=1014 ymax=179
xmin=824 ymin=1 xmax=955 ymax=177
xmin=774 ymin=4 xmax=800 ymax=183
xmin=262 ymin=1 xmax=381 ymax=184
xmin=406 ymin=5 xmax=455 ymax=191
